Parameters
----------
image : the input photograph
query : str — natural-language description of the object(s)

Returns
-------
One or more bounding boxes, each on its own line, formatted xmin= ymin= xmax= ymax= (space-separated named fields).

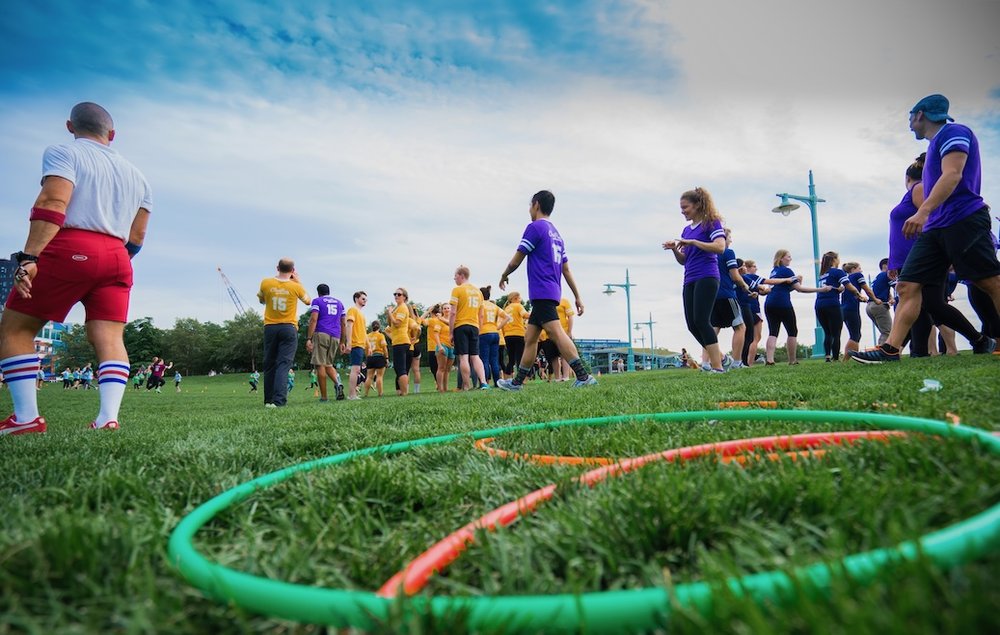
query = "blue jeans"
xmin=479 ymin=332 xmax=501 ymax=383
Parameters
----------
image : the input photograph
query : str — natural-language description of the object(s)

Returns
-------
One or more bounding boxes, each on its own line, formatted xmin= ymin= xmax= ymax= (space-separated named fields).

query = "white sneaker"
xmin=722 ymin=354 xmax=733 ymax=369
xmin=730 ymin=360 xmax=745 ymax=369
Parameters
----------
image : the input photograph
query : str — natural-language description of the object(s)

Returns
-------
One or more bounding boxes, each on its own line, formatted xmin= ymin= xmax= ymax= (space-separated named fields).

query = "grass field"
xmin=2 ymin=356 xmax=999 ymax=634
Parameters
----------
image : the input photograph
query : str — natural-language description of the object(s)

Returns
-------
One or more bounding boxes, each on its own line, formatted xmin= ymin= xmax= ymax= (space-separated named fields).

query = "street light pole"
xmin=604 ymin=269 xmax=636 ymax=372
xmin=774 ymin=170 xmax=827 ymax=358
xmin=634 ymin=312 xmax=656 ymax=369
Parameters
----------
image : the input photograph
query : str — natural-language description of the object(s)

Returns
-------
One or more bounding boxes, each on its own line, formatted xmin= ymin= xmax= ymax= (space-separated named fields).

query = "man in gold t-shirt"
xmin=257 ymin=258 xmax=310 ymax=407
xmin=448 ymin=265 xmax=489 ymax=390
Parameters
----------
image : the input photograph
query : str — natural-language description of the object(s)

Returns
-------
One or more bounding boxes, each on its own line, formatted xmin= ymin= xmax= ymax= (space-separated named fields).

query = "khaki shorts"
xmin=311 ymin=332 xmax=339 ymax=366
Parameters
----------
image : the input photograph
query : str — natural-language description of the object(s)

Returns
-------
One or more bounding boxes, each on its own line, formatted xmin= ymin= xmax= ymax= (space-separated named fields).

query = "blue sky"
xmin=2 ymin=0 xmax=999 ymax=354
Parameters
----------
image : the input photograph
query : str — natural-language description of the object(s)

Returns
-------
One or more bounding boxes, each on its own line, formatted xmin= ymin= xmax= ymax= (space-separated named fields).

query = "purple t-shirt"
xmin=517 ymin=218 xmax=566 ymax=302
xmin=888 ymin=187 xmax=918 ymax=270
xmin=310 ymin=296 xmax=345 ymax=338
xmin=923 ymin=123 xmax=985 ymax=231
xmin=680 ymin=220 xmax=725 ymax=284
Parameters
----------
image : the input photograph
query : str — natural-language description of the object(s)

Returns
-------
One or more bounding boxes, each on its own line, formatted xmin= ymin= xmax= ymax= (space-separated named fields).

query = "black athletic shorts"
xmin=528 ymin=299 xmax=560 ymax=327
xmin=710 ymin=297 xmax=744 ymax=328
xmin=366 ymin=354 xmax=387 ymax=369
xmin=453 ymin=324 xmax=480 ymax=356
xmin=899 ymin=208 xmax=1000 ymax=284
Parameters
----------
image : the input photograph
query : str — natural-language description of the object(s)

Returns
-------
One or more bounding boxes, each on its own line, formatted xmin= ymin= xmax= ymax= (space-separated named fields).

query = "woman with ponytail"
xmin=662 ymin=187 xmax=728 ymax=372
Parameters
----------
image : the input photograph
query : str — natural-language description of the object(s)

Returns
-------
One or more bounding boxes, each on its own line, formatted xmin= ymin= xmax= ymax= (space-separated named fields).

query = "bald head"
xmin=69 ymin=102 xmax=114 ymax=140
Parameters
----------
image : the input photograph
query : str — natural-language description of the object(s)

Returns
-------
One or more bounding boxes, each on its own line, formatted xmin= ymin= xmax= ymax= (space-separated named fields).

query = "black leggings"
xmin=392 ymin=344 xmax=410 ymax=379
xmin=815 ymin=305 xmax=844 ymax=358
xmin=739 ymin=303 xmax=756 ymax=364
xmin=504 ymin=335 xmax=525 ymax=374
xmin=683 ymin=278 xmax=720 ymax=347
xmin=908 ymin=283 xmax=981 ymax=355
xmin=968 ymin=284 xmax=1000 ymax=337
xmin=765 ymin=305 xmax=798 ymax=338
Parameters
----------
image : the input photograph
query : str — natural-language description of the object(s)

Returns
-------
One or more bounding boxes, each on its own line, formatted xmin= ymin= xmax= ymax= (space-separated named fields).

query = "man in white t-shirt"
xmin=0 ymin=102 xmax=152 ymax=435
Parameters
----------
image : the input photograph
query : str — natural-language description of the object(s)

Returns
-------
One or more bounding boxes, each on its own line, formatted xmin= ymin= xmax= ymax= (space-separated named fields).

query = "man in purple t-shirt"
xmin=305 ymin=283 xmax=347 ymax=401
xmin=497 ymin=190 xmax=597 ymax=390
xmin=852 ymin=94 xmax=999 ymax=363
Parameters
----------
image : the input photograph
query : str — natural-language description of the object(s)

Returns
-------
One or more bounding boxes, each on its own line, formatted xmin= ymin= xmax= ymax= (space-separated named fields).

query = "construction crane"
xmin=218 ymin=267 xmax=254 ymax=317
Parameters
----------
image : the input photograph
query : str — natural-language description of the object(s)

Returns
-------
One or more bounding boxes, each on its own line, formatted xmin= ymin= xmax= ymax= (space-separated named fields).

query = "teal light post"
xmin=634 ymin=312 xmax=656 ymax=369
xmin=773 ymin=170 xmax=827 ymax=358
xmin=603 ymin=269 xmax=636 ymax=372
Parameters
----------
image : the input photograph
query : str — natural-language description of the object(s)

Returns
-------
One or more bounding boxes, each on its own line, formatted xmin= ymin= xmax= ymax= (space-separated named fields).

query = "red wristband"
xmin=30 ymin=207 xmax=66 ymax=226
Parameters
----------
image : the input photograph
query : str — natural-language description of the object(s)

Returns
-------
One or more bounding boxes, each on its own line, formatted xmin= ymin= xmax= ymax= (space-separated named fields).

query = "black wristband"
xmin=11 ymin=251 xmax=39 ymax=265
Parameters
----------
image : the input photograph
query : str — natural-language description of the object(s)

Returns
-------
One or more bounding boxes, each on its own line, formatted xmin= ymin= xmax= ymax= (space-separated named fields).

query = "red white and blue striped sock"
xmin=95 ymin=361 xmax=130 ymax=427
xmin=0 ymin=354 xmax=41 ymax=422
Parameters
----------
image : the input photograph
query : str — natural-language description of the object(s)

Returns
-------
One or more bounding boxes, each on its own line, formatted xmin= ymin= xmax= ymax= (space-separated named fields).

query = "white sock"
xmin=414 ymin=383 xmax=420 ymax=393
xmin=95 ymin=361 xmax=129 ymax=426
xmin=1 ymin=354 xmax=41 ymax=422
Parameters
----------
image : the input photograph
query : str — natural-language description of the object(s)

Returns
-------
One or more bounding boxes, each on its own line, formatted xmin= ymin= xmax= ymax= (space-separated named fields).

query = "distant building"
xmin=575 ymin=338 xmax=680 ymax=374
xmin=35 ymin=321 xmax=71 ymax=377
xmin=0 ymin=257 xmax=15 ymax=311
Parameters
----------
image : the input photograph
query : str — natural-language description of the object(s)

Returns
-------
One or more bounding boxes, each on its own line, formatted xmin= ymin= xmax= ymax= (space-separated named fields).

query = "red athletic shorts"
xmin=5 ymin=228 xmax=133 ymax=322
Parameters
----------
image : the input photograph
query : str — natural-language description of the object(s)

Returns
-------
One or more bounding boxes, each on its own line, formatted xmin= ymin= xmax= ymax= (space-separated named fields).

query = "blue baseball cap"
xmin=910 ymin=94 xmax=954 ymax=122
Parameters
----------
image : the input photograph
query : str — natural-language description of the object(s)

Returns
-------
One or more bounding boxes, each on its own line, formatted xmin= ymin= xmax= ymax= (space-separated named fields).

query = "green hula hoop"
xmin=167 ymin=410 xmax=1000 ymax=633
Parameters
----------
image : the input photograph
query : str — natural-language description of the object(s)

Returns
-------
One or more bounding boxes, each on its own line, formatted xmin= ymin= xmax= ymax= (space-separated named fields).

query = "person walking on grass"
xmin=305 ymin=283 xmax=347 ymax=402
xmin=851 ymin=103 xmax=998 ymax=363
xmin=257 ymin=258 xmax=310 ymax=408
xmin=1 ymin=102 xmax=151 ymax=435
xmin=662 ymin=187 xmax=728 ymax=372
xmin=498 ymin=190 xmax=597 ymax=390
xmin=174 ymin=370 xmax=182 ymax=393
xmin=449 ymin=266 xmax=490 ymax=391
xmin=345 ymin=291 xmax=368 ymax=399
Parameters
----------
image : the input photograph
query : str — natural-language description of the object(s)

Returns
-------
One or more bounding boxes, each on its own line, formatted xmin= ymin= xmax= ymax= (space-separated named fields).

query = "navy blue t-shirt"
xmin=715 ymin=249 xmax=739 ymax=300
xmin=764 ymin=266 xmax=796 ymax=309
xmin=871 ymin=271 xmax=890 ymax=302
xmin=840 ymin=272 xmax=866 ymax=310
xmin=816 ymin=268 xmax=848 ymax=308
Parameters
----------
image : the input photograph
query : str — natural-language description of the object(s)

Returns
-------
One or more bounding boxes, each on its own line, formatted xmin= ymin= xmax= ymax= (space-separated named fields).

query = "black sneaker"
xmin=972 ymin=336 xmax=997 ymax=355
xmin=335 ymin=384 xmax=346 ymax=400
xmin=848 ymin=345 xmax=901 ymax=364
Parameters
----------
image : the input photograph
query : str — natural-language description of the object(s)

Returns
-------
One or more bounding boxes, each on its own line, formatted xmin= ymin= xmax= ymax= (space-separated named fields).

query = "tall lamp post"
xmin=634 ymin=312 xmax=656 ymax=369
xmin=603 ymin=269 xmax=636 ymax=372
xmin=773 ymin=169 xmax=827 ymax=358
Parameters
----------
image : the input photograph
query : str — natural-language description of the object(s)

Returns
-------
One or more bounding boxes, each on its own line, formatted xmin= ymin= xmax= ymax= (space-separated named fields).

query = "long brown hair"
xmin=820 ymin=251 xmax=839 ymax=275
xmin=680 ymin=186 xmax=723 ymax=224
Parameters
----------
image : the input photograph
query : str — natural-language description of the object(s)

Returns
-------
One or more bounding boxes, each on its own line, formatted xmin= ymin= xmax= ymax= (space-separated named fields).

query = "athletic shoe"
xmin=89 ymin=420 xmax=119 ymax=430
xmin=730 ymin=361 xmax=745 ymax=369
xmin=497 ymin=379 xmax=522 ymax=392
xmin=972 ymin=336 xmax=997 ymax=355
xmin=346 ymin=395 xmax=361 ymax=401
xmin=479 ymin=383 xmax=492 ymax=390
xmin=335 ymin=384 xmax=345 ymax=400
xmin=573 ymin=376 xmax=598 ymax=388
xmin=708 ymin=368 xmax=726 ymax=374
xmin=264 ymin=403 xmax=278 ymax=408
xmin=848 ymin=345 xmax=901 ymax=364
xmin=0 ymin=414 xmax=46 ymax=436
xmin=318 ymin=398 xmax=329 ymax=403
xmin=700 ymin=362 xmax=712 ymax=372
xmin=722 ymin=354 xmax=733 ymax=369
